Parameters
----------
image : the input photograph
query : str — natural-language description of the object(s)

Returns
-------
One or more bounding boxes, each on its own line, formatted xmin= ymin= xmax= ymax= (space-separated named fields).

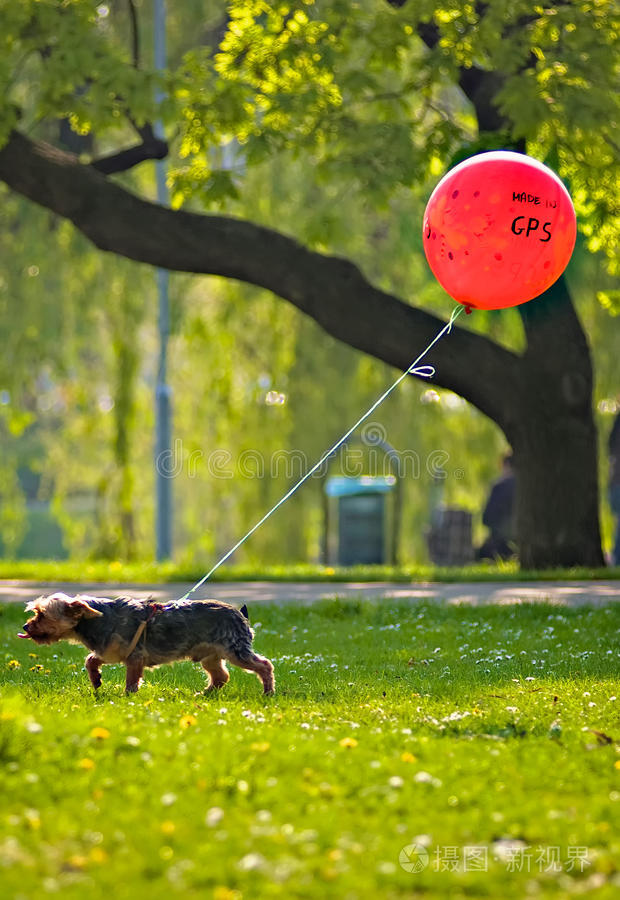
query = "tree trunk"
xmin=0 ymin=130 xmax=606 ymax=568
xmin=513 ymin=413 xmax=603 ymax=568
xmin=510 ymin=277 xmax=604 ymax=567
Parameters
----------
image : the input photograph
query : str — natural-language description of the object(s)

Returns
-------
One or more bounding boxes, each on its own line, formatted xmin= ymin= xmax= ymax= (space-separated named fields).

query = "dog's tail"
xmin=239 ymin=604 xmax=249 ymax=621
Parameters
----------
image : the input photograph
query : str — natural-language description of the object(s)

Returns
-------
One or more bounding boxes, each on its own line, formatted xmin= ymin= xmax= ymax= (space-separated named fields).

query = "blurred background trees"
xmin=0 ymin=0 xmax=618 ymax=565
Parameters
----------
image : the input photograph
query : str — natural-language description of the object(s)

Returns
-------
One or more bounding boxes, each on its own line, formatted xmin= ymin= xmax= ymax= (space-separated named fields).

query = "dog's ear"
xmin=240 ymin=604 xmax=249 ymax=621
xmin=65 ymin=598 xmax=103 ymax=619
xmin=25 ymin=597 xmax=43 ymax=613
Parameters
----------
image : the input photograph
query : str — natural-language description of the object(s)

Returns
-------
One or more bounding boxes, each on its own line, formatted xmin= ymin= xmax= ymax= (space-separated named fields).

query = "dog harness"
xmin=126 ymin=600 xmax=165 ymax=656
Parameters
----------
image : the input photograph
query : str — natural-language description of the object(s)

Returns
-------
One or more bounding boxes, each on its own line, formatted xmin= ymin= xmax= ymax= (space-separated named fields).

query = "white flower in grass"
xmin=414 ymin=771 xmax=442 ymax=787
xmin=237 ymin=853 xmax=266 ymax=872
xmin=205 ymin=807 xmax=225 ymax=827
xmin=492 ymin=838 xmax=528 ymax=861
xmin=442 ymin=710 xmax=470 ymax=722
xmin=413 ymin=833 xmax=433 ymax=847
xmin=378 ymin=861 xmax=397 ymax=874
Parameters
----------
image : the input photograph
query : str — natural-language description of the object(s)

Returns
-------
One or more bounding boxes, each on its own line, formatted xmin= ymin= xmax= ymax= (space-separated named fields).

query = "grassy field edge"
xmin=1 ymin=559 xmax=619 ymax=585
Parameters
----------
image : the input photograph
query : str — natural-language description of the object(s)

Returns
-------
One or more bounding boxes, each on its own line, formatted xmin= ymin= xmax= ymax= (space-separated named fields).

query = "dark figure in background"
xmin=477 ymin=453 xmax=516 ymax=561
xmin=609 ymin=411 xmax=620 ymax=566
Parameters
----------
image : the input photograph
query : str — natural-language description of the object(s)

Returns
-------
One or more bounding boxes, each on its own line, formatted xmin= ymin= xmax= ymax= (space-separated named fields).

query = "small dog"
xmin=19 ymin=592 xmax=275 ymax=695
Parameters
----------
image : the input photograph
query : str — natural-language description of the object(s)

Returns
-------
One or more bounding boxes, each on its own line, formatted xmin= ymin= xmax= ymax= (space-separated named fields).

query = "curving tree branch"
xmin=90 ymin=123 xmax=168 ymax=174
xmin=0 ymin=129 xmax=520 ymax=430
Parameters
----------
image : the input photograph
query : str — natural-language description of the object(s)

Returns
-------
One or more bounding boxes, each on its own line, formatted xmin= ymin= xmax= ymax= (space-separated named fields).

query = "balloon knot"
xmin=465 ymin=305 xmax=473 ymax=315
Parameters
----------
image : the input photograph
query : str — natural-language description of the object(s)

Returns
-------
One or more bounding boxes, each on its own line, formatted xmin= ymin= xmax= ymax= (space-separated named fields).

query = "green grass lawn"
xmin=1 ymin=598 xmax=619 ymax=899
xmin=1 ymin=558 xmax=619 ymax=583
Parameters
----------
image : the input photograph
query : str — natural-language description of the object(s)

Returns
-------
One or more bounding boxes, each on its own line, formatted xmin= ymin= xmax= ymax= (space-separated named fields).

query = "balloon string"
xmin=178 ymin=303 xmax=465 ymax=600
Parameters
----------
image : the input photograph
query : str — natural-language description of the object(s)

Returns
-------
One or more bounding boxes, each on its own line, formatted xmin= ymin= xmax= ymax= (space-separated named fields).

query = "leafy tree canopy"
xmin=1 ymin=0 xmax=618 ymax=286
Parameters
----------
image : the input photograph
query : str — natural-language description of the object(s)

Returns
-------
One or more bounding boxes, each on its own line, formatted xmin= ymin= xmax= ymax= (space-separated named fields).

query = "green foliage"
xmin=164 ymin=0 xmax=620 ymax=268
xmin=0 ymin=457 xmax=27 ymax=557
xmin=170 ymin=0 xmax=467 ymax=205
xmin=1 ymin=2 xmax=618 ymax=259
xmin=0 ymin=184 xmax=154 ymax=558
xmin=1 ymin=600 xmax=620 ymax=896
xmin=0 ymin=0 xmax=158 ymax=143
xmin=0 ymin=1 xmax=619 ymax=562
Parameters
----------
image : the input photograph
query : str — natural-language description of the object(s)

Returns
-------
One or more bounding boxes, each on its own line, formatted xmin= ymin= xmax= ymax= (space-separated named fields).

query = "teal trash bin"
xmin=325 ymin=476 xmax=395 ymax=566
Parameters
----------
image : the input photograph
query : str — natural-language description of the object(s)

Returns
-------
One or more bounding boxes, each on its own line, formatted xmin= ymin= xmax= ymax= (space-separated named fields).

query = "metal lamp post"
xmin=154 ymin=0 xmax=172 ymax=559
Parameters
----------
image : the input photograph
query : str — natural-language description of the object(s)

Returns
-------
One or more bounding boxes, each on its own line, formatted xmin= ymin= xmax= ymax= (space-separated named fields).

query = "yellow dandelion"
xmin=29 ymin=664 xmax=43 ymax=672
xmin=614 ymin=760 xmax=620 ymax=770
xmin=90 ymin=727 xmax=110 ymax=740
xmin=89 ymin=847 xmax=108 ymax=864
xmin=78 ymin=758 xmax=96 ymax=771
xmin=339 ymin=737 xmax=358 ymax=749
xmin=250 ymin=741 xmax=271 ymax=753
xmin=160 ymin=820 xmax=176 ymax=836
xmin=320 ymin=866 xmax=339 ymax=881
xmin=179 ymin=714 xmax=198 ymax=729
xmin=213 ymin=887 xmax=242 ymax=900
xmin=7 ymin=659 xmax=20 ymax=669
xmin=24 ymin=809 xmax=41 ymax=830
xmin=401 ymin=751 xmax=417 ymax=763
xmin=67 ymin=855 xmax=87 ymax=870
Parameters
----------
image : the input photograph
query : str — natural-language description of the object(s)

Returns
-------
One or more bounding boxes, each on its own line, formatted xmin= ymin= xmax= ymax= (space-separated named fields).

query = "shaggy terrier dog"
xmin=19 ymin=592 xmax=274 ymax=695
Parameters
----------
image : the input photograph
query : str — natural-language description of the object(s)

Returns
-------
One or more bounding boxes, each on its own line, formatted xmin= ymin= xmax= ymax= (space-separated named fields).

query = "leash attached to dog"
xmin=126 ymin=600 xmax=164 ymax=655
xmin=178 ymin=304 xmax=464 ymax=601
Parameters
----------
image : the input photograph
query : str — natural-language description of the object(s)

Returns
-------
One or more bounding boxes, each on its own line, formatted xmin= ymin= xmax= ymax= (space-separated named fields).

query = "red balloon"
xmin=422 ymin=151 xmax=577 ymax=310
